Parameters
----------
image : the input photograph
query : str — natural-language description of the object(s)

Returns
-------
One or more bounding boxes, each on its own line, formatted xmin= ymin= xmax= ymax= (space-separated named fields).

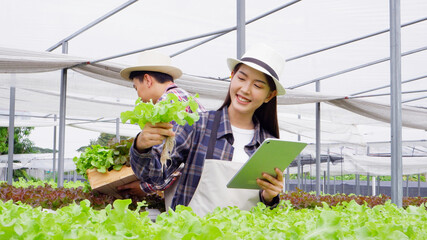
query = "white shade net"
xmin=0 ymin=0 xmax=426 ymax=176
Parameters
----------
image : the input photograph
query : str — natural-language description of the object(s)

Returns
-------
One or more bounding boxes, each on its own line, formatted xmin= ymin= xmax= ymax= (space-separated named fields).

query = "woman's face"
xmin=228 ymin=64 xmax=277 ymax=118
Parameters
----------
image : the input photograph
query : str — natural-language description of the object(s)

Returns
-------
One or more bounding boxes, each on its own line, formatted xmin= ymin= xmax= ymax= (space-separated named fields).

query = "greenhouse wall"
xmin=286 ymin=179 xmax=427 ymax=197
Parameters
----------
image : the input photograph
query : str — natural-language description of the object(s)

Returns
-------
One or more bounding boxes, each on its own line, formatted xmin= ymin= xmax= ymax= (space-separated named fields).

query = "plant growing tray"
xmin=87 ymin=166 xmax=138 ymax=199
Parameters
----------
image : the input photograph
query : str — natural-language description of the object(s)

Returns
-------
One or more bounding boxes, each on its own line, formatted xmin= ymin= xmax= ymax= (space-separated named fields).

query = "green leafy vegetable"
xmin=73 ymin=145 xmax=115 ymax=179
xmin=1 ymin=199 xmax=426 ymax=239
xmin=120 ymin=93 xmax=201 ymax=166
xmin=120 ymin=93 xmax=200 ymax=129
xmin=73 ymin=139 xmax=135 ymax=180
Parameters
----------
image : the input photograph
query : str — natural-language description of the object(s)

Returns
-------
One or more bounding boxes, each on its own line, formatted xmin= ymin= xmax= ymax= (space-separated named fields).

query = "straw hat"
xmin=227 ymin=43 xmax=286 ymax=95
xmin=120 ymin=51 xmax=182 ymax=80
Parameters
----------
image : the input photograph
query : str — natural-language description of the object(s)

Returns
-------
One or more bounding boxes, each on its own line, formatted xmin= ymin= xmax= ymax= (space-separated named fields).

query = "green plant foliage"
xmin=0 ymin=182 xmax=115 ymax=210
xmin=289 ymin=173 xmax=426 ymax=182
xmin=31 ymin=146 xmax=55 ymax=153
xmin=73 ymin=138 xmax=135 ymax=181
xmin=0 ymin=128 xmax=8 ymax=153
xmin=77 ymin=133 xmax=128 ymax=153
xmin=281 ymin=188 xmax=427 ymax=209
xmin=0 ymin=127 xmax=37 ymax=154
xmin=107 ymin=138 xmax=134 ymax=167
xmin=0 ymin=178 xmax=87 ymax=189
xmin=120 ymin=93 xmax=200 ymax=129
xmin=73 ymin=145 xmax=115 ymax=179
xmin=0 ymin=199 xmax=426 ymax=239
xmin=0 ymin=180 xmax=164 ymax=212
xmin=12 ymin=169 xmax=32 ymax=181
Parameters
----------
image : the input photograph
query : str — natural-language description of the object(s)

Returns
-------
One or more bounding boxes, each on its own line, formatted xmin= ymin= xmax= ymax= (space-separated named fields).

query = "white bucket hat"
xmin=120 ymin=51 xmax=182 ymax=81
xmin=227 ymin=43 xmax=286 ymax=95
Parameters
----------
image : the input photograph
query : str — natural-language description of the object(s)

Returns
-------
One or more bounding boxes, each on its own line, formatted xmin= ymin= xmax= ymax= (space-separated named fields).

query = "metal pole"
xmin=341 ymin=147 xmax=344 ymax=193
xmin=367 ymin=173 xmax=370 ymax=195
xmin=171 ymin=32 xmax=227 ymax=58
xmin=237 ymin=0 xmax=245 ymax=58
xmin=95 ymin=0 xmax=301 ymax=63
xmin=286 ymin=167 xmax=290 ymax=191
xmin=115 ymin=117 xmax=120 ymax=143
xmin=402 ymin=95 xmax=427 ymax=103
xmin=288 ymin=45 xmax=427 ymax=89
xmin=287 ymin=16 xmax=427 ymax=62
xmin=333 ymin=176 xmax=336 ymax=194
xmin=47 ymin=0 xmax=138 ymax=52
xmin=405 ymin=175 xmax=409 ymax=197
xmin=315 ymin=81 xmax=321 ymax=196
xmin=57 ymin=41 xmax=68 ymax=187
xmin=302 ymin=166 xmax=305 ymax=191
xmin=7 ymin=85 xmax=16 ymax=185
xmin=326 ymin=148 xmax=331 ymax=194
xmin=355 ymin=174 xmax=360 ymax=195
xmin=348 ymin=89 xmax=427 ymax=99
xmin=390 ymin=0 xmax=403 ymax=207
xmin=350 ymin=75 xmax=427 ymax=96
xmin=0 ymin=113 xmax=117 ymax=123
xmin=297 ymin=118 xmax=301 ymax=189
xmin=323 ymin=171 xmax=326 ymax=193
xmin=418 ymin=173 xmax=421 ymax=196
xmin=372 ymin=176 xmax=376 ymax=196
xmin=52 ymin=114 xmax=57 ymax=180
xmin=297 ymin=155 xmax=301 ymax=189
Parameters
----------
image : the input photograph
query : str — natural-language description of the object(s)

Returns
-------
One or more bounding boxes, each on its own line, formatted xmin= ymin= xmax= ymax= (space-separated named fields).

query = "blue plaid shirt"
xmin=130 ymin=106 xmax=275 ymax=209
xmin=138 ymin=83 xmax=205 ymax=193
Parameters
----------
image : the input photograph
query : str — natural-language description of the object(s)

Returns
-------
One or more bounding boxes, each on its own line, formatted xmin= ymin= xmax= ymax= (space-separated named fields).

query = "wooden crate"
xmin=87 ymin=166 xmax=138 ymax=199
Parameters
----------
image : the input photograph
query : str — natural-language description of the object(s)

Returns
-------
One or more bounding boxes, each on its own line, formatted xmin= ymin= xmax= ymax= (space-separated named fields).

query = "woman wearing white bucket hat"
xmin=130 ymin=43 xmax=286 ymax=216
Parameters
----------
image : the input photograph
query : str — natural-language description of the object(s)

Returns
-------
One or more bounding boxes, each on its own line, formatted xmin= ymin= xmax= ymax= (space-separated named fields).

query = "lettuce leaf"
xmin=120 ymin=93 xmax=200 ymax=129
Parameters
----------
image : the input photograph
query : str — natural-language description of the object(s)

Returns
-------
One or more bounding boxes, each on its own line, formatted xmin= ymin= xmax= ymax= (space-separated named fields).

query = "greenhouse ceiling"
xmin=1 ymin=0 xmax=426 ymax=145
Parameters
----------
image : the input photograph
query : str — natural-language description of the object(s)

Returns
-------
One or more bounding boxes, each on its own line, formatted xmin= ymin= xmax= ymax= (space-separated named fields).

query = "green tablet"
xmin=227 ymin=138 xmax=307 ymax=189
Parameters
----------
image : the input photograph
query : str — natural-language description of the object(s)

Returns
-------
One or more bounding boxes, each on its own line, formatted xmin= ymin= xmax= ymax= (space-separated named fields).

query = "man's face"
xmin=132 ymin=77 xmax=151 ymax=103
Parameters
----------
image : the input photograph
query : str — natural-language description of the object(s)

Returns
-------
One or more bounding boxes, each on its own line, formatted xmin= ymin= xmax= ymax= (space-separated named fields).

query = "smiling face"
xmin=228 ymin=64 xmax=277 ymax=122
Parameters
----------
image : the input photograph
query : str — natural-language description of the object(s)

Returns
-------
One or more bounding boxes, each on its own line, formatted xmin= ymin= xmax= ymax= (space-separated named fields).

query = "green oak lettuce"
xmin=120 ymin=93 xmax=200 ymax=166
xmin=0 ymin=200 xmax=426 ymax=239
xmin=120 ymin=93 xmax=200 ymax=129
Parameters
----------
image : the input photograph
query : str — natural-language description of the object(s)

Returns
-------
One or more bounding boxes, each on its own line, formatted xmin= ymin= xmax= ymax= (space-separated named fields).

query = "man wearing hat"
xmin=117 ymin=50 xmax=205 ymax=198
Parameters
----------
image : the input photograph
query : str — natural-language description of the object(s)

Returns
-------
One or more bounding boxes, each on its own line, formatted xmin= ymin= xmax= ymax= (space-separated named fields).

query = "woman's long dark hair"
xmin=219 ymin=63 xmax=280 ymax=138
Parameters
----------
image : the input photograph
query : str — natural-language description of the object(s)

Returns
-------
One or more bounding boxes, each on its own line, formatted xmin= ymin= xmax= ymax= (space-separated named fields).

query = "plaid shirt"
xmin=138 ymin=83 xmax=206 ymax=193
xmin=159 ymin=83 xmax=206 ymax=113
xmin=130 ymin=106 xmax=275 ymax=209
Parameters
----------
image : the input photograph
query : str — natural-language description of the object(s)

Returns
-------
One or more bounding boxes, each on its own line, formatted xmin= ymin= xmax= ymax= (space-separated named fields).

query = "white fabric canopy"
xmin=287 ymin=155 xmax=427 ymax=177
xmin=0 ymin=0 xmax=426 ymax=176
xmin=0 ymin=47 xmax=85 ymax=73
xmin=329 ymin=98 xmax=427 ymax=130
xmin=292 ymin=145 xmax=427 ymax=177
xmin=1 ymin=47 xmax=426 ymax=131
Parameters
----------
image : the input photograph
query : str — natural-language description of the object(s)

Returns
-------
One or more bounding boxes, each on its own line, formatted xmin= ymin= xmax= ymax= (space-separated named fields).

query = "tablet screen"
xmin=227 ymin=138 xmax=307 ymax=189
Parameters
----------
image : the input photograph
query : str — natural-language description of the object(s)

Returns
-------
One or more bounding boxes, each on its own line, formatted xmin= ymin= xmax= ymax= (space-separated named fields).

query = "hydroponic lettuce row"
xmin=0 ymin=199 xmax=426 ymax=239
xmin=281 ymin=188 xmax=427 ymax=209
xmin=120 ymin=93 xmax=200 ymax=166
xmin=1 ymin=181 xmax=425 ymax=212
xmin=0 ymin=181 xmax=164 ymax=211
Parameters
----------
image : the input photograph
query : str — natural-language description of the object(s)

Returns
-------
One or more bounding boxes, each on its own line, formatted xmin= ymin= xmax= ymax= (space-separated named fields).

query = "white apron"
xmin=164 ymin=159 xmax=259 ymax=217
xmin=164 ymin=110 xmax=261 ymax=217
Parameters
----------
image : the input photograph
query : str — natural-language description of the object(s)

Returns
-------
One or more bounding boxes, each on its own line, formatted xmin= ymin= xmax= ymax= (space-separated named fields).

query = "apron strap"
xmin=206 ymin=110 xmax=222 ymax=159
xmin=206 ymin=110 xmax=265 ymax=159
